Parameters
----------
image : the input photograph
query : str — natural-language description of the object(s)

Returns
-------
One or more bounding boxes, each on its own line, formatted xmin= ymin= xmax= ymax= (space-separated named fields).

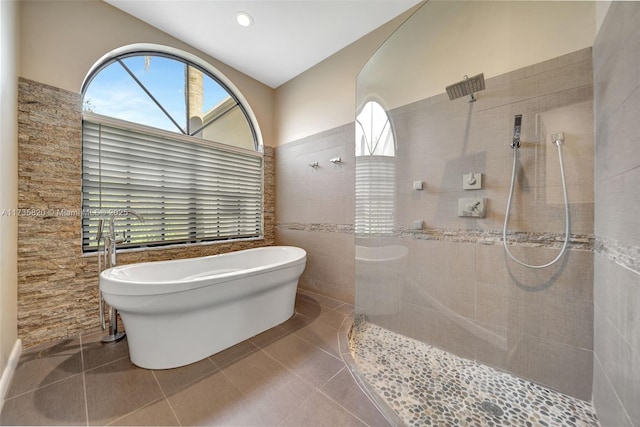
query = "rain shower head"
xmin=446 ymin=73 xmax=485 ymax=102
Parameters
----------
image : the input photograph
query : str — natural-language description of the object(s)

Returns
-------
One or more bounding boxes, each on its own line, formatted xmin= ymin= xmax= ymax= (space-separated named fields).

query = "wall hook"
xmin=309 ymin=162 xmax=319 ymax=168
xmin=329 ymin=157 xmax=342 ymax=163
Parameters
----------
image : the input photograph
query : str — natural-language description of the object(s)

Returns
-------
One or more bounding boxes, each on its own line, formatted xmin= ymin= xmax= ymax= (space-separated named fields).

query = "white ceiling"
xmin=104 ymin=0 xmax=422 ymax=88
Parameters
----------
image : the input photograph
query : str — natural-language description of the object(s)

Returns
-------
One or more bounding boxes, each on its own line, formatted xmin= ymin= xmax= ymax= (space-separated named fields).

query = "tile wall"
xmin=592 ymin=3 xmax=640 ymax=426
xmin=274 ymin=47 xmax=595 ymax=400
xmin=356 ymin=48 xmax=595 ymax=400
xmin=275 ymin=125 xmax=355 ymax=303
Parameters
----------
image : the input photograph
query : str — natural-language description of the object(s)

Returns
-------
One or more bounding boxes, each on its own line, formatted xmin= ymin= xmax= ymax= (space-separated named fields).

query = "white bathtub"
xmin=100 ymin=246 xmax=306 ymax=369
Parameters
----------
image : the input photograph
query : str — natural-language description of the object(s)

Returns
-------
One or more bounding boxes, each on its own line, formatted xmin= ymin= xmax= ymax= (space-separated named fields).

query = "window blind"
xmin=355 ymin=156 xmax=396 ymax=235
xmin=82 ymin=113 xmax=263 ymax=251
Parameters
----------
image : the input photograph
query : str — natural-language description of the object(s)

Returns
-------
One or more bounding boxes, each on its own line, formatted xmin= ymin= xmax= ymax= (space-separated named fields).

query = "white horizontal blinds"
xmin=82 ymin=116 xmax=263 ymax=251
xmin=355 ymin=156 xmax=396 ymax=235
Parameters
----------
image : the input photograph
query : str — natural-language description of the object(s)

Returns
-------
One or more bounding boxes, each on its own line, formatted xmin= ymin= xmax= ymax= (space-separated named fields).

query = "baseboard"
xmin=0 ymin=339 xmax=22 ymax=415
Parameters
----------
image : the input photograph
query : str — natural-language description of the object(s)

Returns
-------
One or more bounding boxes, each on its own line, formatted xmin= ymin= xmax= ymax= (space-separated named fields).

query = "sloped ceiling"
xmin=104 ymin=0 xmax=422 ymax=88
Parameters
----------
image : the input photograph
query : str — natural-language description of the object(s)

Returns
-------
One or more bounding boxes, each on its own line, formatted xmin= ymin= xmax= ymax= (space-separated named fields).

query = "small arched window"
xmin=355 ymin=100 xmax=396 ymax=235
xmin=355 ymin=100 xmax=395 ymax=157
xmin=81 ymin=48 xmax=263 ymax=251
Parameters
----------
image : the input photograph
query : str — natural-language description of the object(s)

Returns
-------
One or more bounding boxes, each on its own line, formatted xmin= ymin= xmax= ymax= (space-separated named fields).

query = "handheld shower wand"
xmin=511 ymin=114 xmax=522 ymax=148
xmin=503 ymin=115 xmax=570 ymax=269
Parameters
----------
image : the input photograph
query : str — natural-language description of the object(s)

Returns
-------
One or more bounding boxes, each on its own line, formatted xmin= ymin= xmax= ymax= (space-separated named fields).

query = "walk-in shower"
xmin=353 ymin=1 xmax=597 ymax=425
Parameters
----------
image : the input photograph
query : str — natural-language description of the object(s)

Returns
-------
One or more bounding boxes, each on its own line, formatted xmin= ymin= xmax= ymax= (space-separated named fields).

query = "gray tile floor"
xmin=1 ymin=291 xmax=390 ymax=427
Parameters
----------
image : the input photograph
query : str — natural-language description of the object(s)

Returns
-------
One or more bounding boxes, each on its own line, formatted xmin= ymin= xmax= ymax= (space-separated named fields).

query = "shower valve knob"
xmin=458 ymin=198 xmax=487 ymax=218
xmin=463 ymin=173 xmax=482 ymax=190
xmin=468 ymin=173 xmax=476 ymax=185
xmin=467 ymin=201 xmax=480 ymax=210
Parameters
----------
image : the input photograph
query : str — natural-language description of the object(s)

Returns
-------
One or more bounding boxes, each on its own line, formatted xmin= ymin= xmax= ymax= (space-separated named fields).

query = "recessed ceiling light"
xmin=235 ymin=11 xmax=253 ymax=27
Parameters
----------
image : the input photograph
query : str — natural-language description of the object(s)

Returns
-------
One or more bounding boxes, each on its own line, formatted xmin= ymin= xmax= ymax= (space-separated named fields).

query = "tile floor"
xmin=1 ymin=290 xmax=391 ymax=426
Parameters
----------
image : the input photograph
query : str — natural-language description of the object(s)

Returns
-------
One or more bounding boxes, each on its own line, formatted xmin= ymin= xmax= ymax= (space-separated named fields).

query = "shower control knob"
xmin=457 ymin=198 xmax=487 ymax=218
xmin=468 ymin=173 xmax=476 ymax=185
xmin=463 ymin=173 xmax=482 ymax=190
xmin=467 ymin=201 xmax=480 ymax=211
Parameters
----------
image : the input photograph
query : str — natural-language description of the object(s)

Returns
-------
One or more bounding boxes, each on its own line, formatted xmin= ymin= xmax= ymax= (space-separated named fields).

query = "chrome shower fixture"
xmin=503 ymin=119 xmax=570 ymax=269
xmin=446 ymin=73 xmax=485 ymax=102
xmin=552 ymin=132 xmax=564 ymax=146
xmin=512 ymin=114 xmax=522 ymax=148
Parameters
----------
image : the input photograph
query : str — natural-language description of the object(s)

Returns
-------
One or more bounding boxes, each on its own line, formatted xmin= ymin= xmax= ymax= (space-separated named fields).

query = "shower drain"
xmin=479 ymin=400 xmax=504 ymax=417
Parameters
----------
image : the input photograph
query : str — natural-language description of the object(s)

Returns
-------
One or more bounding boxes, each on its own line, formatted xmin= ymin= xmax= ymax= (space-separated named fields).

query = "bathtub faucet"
xmin=101 ymin=209 xmax=144 ymax=343
xmin=106 ymin=209 xmax=144 ymax=268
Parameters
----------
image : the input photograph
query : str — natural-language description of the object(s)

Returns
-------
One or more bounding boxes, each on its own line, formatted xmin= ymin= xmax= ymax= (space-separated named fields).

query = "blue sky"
xmin=84 ymin=55 xmax=230 ymax=133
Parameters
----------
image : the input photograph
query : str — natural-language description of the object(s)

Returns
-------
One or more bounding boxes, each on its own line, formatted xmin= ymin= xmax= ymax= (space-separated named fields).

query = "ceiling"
xmin=104 ymin=0 xmax=423 ymax=88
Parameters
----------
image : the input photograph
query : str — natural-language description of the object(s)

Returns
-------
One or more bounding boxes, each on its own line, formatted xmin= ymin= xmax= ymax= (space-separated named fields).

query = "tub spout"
xmin=107 ymin=209 xmax=144 ymax=267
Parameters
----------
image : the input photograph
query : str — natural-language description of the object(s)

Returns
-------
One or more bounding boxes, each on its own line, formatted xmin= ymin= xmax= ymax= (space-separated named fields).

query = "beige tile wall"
xmin=274 ymin=48 xmax=595 ymax=400
xmin=592 ymin=3 xmax=640 ymax=426
xmin=356 ymin=48 xmax=595 ymax=400
xmin=275 ymin=124 xmax=355 ymax=303
xmin=392 ymin=48 xmax=594 ymax=235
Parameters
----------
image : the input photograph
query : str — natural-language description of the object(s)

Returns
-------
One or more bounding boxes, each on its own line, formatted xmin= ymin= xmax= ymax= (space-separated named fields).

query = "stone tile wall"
xmin=17 ymin=77 xmax=275 ymax=347
xmin=592 ymin=3 xmax=640 ymax=426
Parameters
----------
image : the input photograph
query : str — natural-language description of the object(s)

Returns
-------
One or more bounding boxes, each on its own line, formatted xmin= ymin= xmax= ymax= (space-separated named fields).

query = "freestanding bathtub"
xmin=99 ymin=246 xmax=306 ymax=369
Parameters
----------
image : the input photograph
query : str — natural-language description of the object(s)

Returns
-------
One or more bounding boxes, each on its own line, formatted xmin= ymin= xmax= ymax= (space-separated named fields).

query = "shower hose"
xmin=502 ymin=139 xmax=570 ymax=269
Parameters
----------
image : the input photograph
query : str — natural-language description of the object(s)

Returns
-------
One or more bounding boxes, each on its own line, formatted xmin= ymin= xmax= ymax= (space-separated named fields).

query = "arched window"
xmin=81 ymin=48 xmax=263 ymax=251
xmin=355 ymin=100 xmax=395 ymax=157
xmin=355 ymin=100 xmax=396 ymax=235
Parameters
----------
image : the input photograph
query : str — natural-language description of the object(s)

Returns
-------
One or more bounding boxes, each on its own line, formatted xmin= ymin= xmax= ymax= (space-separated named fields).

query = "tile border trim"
xmin=595 ymin=235 xmax=640 ymax=274
xmin=277 ymin=222 xmax=355 ymax=234
xmin=277 ymin=222 xmax=594 ymax=250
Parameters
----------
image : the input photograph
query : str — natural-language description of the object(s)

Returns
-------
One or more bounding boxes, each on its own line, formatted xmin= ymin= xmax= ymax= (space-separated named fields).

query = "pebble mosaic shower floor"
xmin=349 ymin=321 xmax=599 ymax=427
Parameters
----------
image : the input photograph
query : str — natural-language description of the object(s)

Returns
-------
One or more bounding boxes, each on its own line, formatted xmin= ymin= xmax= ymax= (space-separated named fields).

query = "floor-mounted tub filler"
xmin=100 ymin=246 xmax=307 ymax=369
